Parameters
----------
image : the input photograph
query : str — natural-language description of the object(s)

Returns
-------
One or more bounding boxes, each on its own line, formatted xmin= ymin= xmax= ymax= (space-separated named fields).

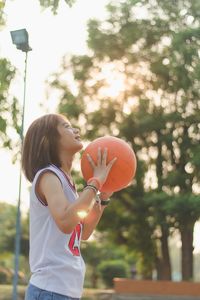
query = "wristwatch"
xmin=95 ymin=194 xmax=110 ymax=206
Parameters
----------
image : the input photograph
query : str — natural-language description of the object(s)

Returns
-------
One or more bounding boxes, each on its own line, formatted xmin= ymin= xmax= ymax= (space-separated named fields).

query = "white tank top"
xmin=29 ymin=164 xmax=85 ymax=298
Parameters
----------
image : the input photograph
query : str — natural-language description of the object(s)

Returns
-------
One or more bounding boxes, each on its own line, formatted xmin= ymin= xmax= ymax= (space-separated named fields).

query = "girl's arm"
xmin=81 ymin=192 xmax=112 ymax=240
xmin=37 ymin=171 xmax=98 ymax=234
xmin=38 ymin=148 xmax=116 ymax=234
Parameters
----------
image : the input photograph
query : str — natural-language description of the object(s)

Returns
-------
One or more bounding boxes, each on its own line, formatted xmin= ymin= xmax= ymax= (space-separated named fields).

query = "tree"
xmin=0 ymin=3 xmax=20 ymax=150
xmin=0 ymin=202 xmax=29 ymax=256
xmin=46 ymin=0 xmax=200 ymax=280
xmin=0 ymin=59 xmax=20 ymax=148
xmin=81 ymin=237 xmax=133 ymax=288
xmin=39 ymin=0 xmax=76 ymax=13
xmin=0 ymin=0 xmax=78 ymax=149
xmin=98 ymin=259 xmax=129 ymax=288
xmin=0 ymin=202 xmax=29 ymax=283
xmin=0 ymin=1 xmax=5 ymax=28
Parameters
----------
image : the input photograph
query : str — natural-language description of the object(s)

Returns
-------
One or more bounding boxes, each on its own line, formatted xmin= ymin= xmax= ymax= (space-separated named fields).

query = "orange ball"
xmin=81 ymin=136 xmax=137 ymax=193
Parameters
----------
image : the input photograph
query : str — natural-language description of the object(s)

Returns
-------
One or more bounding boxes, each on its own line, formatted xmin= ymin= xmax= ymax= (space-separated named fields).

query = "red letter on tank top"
xmin=68 ymin=223 xmax=81 ymax=256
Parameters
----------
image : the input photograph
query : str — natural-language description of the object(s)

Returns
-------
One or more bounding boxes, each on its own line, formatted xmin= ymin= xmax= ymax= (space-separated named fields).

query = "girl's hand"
xmin=87 ymin=147 xmax=117 ymax=186
xmin=99 ymin=191 xmax=113 ymax=200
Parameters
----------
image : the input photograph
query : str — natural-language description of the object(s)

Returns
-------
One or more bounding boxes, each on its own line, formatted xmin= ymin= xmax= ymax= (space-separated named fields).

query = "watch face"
xmin=95 ymin=194 xmax=101 ymax=203
xmin=95 ymin=194 xmax=110 ymax=206
xmin=100 ymin=200 xmax=110 ymax=206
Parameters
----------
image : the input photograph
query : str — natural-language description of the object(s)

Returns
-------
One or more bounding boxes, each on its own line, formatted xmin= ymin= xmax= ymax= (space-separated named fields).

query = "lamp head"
xmin=10 ymin=29 xmax=32 ymax=52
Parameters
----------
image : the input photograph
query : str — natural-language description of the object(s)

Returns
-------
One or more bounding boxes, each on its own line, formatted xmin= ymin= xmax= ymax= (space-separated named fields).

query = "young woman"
xmin=22 ymin=113 xmax=116 ymax=300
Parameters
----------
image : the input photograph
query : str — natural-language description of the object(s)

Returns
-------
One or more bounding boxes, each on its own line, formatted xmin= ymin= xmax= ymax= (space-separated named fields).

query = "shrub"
xmin=0 ymin=267 xmax=12 ymax=284
xmin=98 ymin=260 xmax=129 ymax=288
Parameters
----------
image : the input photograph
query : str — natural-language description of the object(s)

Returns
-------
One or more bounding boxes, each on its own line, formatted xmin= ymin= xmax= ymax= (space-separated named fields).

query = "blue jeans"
xmin=25 ymin=283 xmax=80 ymax=300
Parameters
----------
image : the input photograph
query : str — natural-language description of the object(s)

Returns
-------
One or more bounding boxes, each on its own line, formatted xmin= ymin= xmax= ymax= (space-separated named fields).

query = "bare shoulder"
xmin=36 ymin=170 xmax=71 ymax=232
xmin=36 ymin=170 xmax=63 ymax=203
xmin=39 ymin=170 xmax=61 ymax=187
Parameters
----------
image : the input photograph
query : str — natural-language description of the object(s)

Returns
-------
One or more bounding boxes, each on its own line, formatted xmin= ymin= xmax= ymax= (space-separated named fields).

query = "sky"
xmin=0 ymin=0 xmax=109 ymax=211
xmin=1 ymin=0 xmax=200 ymax=254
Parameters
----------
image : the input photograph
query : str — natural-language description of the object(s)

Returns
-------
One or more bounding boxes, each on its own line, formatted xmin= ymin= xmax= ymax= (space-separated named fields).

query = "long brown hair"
xmin=22 ymin=113 xmax=67 ymax=182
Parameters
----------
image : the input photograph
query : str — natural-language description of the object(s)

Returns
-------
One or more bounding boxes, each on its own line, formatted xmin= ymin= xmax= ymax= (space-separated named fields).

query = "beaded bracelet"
xmin=83 ymin=184 xmax=98 ymax=195
xmin=87 ymin=177 xmax=102 ymax=190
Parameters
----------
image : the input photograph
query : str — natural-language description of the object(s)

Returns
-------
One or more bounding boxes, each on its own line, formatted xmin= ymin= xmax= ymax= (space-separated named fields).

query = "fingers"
xmin=86 ymin=153 xmax=96 ymax=169
xmin=102 ymin=148 xmax=108 ymax=165
xmin=97 ymin=147 xmax=101 ymax=166
xmin=93 ymin=147 xmax=108 ymax=166
xmin=107 ymin=157 xmax=117 ymax=170
xmin=87 ymin=148 xmax=117 ymax=169
xmin=87 ymin=148 xmax=106 ymax=168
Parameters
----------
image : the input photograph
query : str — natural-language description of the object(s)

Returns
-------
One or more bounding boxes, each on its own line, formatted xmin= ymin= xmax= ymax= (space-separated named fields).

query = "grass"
xmin=0 ymin=285 xmax=114 ymax=300
xmin=0 ymin=285 xmax=25 ymax=300
xmin=83 ymin=288 xmax=114 ymax=300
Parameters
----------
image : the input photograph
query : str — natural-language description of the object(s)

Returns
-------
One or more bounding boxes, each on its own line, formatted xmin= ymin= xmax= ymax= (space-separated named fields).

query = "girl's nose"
xmin=73 ymin=127 xmax=79 ymax=133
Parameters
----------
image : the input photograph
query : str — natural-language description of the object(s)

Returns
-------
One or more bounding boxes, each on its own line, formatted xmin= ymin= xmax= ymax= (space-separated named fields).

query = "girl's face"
xmin=57 ymin=118 xmax=83 ymax=154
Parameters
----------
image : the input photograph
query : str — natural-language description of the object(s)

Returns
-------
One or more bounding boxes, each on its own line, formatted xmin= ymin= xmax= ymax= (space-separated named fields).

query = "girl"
xmin=22 ymin=113 xmax=116 ymax=300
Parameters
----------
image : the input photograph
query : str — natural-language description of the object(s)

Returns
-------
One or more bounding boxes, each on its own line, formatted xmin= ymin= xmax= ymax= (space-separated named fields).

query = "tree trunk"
xmin=140 ymin=254 xmax=153 ymax=280
xmin=160 ymin=226 xmax=172 ymax=280
xmin=91 ymin=269 xmax=98 ymax=288
xmin=156 ymin=226 xmax=172 ymax=280
xmin=180 ymin=223 xmax=194 ymax=281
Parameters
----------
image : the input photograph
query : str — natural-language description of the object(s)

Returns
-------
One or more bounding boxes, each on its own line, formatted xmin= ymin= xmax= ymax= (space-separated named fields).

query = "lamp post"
xmin=10 ymin=28 xmax=32 ymax=300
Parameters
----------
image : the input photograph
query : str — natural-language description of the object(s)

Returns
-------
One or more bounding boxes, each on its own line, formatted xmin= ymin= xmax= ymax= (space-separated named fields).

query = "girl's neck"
xmin=60 ymin=155 xmax=73 ymax=175
xmin=60 ymin=162 xmax=72 ymax=176
xmin=58 ymin=149 xmax=75 ymax=177
xmin=60 ymin=161 xmax=74 ymax=186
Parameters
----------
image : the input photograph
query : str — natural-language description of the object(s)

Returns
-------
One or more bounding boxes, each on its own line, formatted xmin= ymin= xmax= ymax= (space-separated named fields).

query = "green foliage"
xmin=47 ymin=0 xmax=200 ymax=280
xmin=97 ymin=188 xmax=156 ymax=279
xmin=0 ymin=202 xmax=29 ymax=256
xmin=98 ymin=259 xmax=129 ymax=287
xmin=0 ymin=267 xmax=12 ymax=284
xmin=58 ymin=90 xmax=84 ymax=119
xmin=81 ymin=239 xmax=133 ymax=288
xmin=168 ymin=194 xmax=200 ymax=227
xmin=39 ymin=0 xmax=76 ymax=14
xmin=0 ymin=202 xmax=29 ymax=283
xmin=0 ymin=203 xmax=17 ymax=253
xmin=0 ymin=0 xmax=6 ymax=28
xmin=71 ymin=55 xmax=93 ymax=81
xmin=0 ymin=285 xmax=26 ymax=300
xmin=0 ymin=58 xmax=20 ymax=150
xmin=0 ymin=3 xmax=21 ymax=151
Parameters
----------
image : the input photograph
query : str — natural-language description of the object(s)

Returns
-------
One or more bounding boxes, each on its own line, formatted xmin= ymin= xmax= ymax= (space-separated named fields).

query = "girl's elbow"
xmin=57 ymin=222 xmax=75 ymax=234
xmin=81 ymin=231 xmax=92 ymax=240
xmin=81 ymin=235 xmax=89 ymax=241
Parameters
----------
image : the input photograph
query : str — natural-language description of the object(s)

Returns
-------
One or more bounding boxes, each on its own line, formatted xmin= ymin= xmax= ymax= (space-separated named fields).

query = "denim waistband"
xmin=24 ymin=283 xmax=80 ymax=300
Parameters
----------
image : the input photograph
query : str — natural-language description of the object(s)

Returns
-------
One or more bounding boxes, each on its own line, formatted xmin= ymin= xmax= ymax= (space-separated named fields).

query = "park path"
xmin=112 ymin=295 xmax=200 ymax=300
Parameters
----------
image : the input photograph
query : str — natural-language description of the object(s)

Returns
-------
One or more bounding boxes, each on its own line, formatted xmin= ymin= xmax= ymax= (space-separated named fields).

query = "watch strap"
xmin=95 ymin=194 xmax=110 ymax=206
xmin=100 ymin=199 xmax=110 ymax=206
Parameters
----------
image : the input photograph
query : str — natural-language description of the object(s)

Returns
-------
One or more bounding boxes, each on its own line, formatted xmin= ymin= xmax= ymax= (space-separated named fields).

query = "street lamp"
xmin=10 ymin=28 xmax=32 ymax=52
xmin=10 ymin=28 xmax=32 ymax=300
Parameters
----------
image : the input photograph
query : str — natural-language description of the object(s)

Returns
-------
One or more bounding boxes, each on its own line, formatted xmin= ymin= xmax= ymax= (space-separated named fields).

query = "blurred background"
xmin=0 ymin=0 xmax=200 ymax=299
